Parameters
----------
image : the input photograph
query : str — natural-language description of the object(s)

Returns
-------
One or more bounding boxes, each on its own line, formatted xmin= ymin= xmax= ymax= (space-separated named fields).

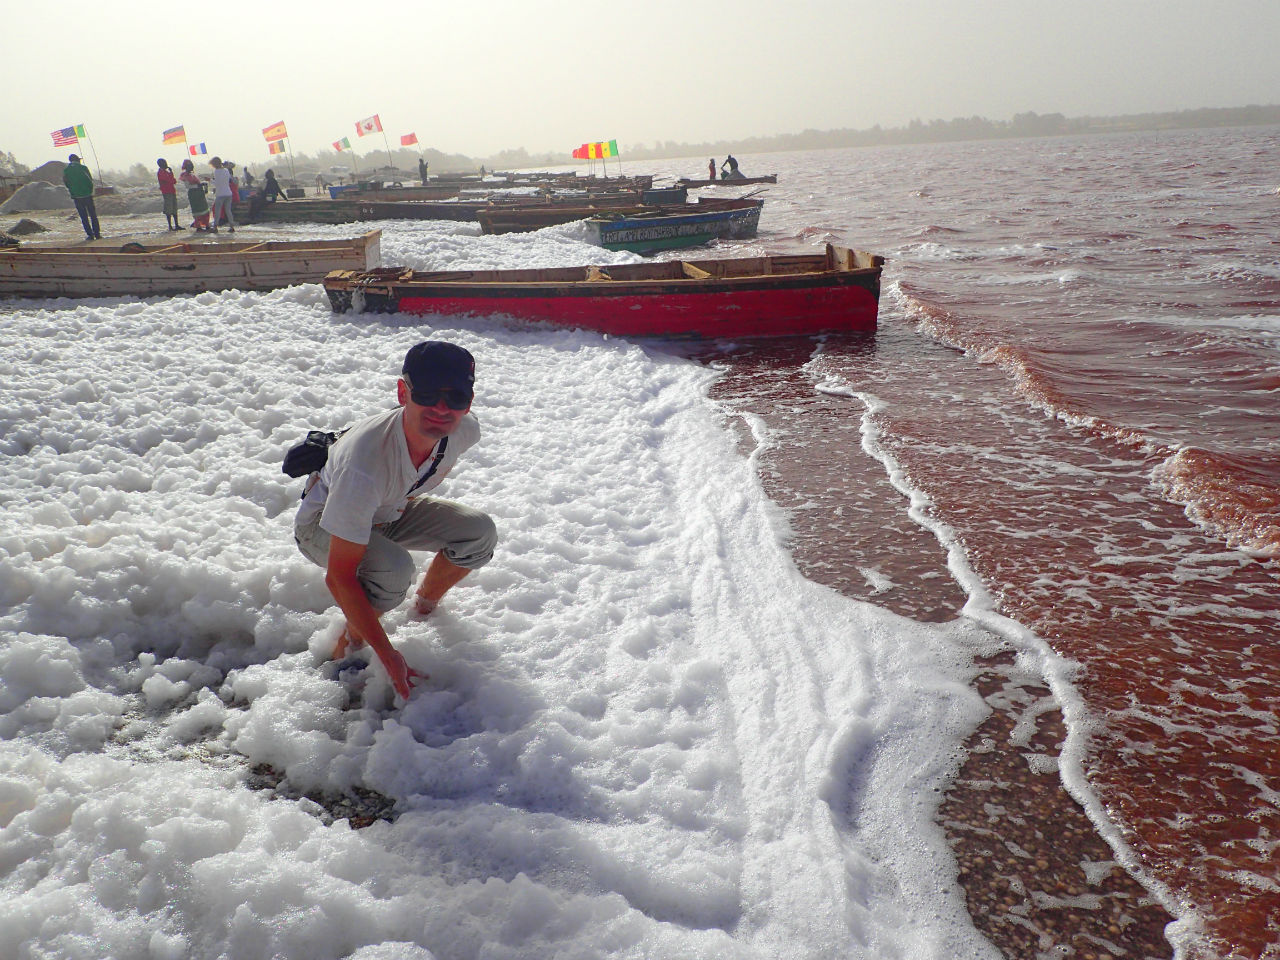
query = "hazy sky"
xmin=7 ymin=0 xmax=1278 ymax=172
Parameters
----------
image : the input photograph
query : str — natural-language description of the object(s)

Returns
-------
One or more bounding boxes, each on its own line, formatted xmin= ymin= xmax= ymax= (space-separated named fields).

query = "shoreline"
xmin=706 ymin=341 xmax=1179 ymax=959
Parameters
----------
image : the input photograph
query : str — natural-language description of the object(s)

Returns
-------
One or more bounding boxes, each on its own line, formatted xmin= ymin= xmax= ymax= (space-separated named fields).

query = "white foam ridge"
xmin=810 ymin=369 xmax=1203 ymax=955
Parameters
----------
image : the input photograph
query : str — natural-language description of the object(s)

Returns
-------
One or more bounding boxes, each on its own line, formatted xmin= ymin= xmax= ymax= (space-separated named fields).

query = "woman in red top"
xmin=157 ymin=159 xmax=179 ymax=230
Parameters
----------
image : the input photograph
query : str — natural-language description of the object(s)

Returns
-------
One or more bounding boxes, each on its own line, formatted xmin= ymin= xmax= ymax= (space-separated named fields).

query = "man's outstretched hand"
xmin=379 ymin=647 xmax=429 ymax=700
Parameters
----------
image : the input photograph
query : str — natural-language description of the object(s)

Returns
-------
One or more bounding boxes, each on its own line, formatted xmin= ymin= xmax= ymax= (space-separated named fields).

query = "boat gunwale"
xmin=324 ymin=247 xmax=882 ymax=296
xmin=0 ymin=229 xmax=381 ymax=260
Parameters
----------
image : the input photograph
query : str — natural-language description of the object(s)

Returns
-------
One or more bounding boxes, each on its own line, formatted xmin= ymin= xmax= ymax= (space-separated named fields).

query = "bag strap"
xmin=406 ymin=436 xmax=449 ymax=495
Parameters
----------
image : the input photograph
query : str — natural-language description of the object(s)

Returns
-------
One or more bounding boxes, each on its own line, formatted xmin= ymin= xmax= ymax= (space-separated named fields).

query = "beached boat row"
xmin=2 ymin=168 xmax=886 ymax=339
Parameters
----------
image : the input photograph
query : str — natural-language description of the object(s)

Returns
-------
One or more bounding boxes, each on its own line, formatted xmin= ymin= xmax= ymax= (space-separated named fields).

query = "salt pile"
xmin=0 ymin=181 xmax=73 ymax=214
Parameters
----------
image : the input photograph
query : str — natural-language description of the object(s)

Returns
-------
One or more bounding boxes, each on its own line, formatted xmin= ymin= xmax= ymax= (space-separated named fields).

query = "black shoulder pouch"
xmin=282 ymin=429 xmax=343 ymax=477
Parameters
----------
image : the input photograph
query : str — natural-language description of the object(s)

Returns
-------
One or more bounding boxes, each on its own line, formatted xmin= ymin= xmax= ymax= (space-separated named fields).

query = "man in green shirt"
xmin=63 ymin=154 xmax=100 ymax=240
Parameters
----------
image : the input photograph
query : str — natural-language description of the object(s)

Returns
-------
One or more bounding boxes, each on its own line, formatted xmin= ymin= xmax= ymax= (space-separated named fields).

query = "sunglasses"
xmin=403 ymin=378 xmax=472 ymax=411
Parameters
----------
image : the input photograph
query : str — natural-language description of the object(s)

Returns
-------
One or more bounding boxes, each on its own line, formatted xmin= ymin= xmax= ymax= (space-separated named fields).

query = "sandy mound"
xmin=5 ymin=217 xmax=49 ymax=235
xmin=0 ymin=181 xmax=73 ymax=213
xmin=27 ymin=160 xmax=68 ymax=183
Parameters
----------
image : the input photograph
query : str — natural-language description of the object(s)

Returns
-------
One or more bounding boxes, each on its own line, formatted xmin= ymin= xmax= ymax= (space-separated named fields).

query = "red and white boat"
xmin=323 ymin=244 xmax=883 ymax=339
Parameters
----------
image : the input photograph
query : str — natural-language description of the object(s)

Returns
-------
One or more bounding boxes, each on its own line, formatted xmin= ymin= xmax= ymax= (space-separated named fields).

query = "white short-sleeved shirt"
xmin=294 ymin=407 xmax=480 ymax=544
xmin=212 ymin=167 xmax=233 ymax=197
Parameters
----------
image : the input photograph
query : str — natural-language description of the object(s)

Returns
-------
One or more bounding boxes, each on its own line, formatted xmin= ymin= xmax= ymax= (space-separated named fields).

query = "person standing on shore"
xmin=708 ymin=158 xmax=716 ymax=180
xmin=64 ymin=154 xmax=101 ymax=241
xmin=293 ymin=341 xmax=497 ymax=699
xmin=179 ymin=158 xmax=211 ymax=232
xmin=418 ymin=157 xmax=428 ymax=185
xmin=208 ymin=157 xmax=235 ymax=233
xmin=156 ymin=159 xmax=179 ymax=230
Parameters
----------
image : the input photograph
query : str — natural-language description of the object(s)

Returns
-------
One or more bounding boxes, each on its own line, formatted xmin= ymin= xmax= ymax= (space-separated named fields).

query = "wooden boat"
xmin=476 ymin=190 xmax=687 ymax=234
xmin=478 ymin=203 xmax=656 ymax=234
xmin=235 ymin=197 xmax=494 ymax=224
xmin=323 ymin=244 xmax=883 ymax=339
xmin=584 ymin=197 xmax=763 ymax=253
xmin=676 ymin=174 xmax=778 ymax=187
xmin=0 ymin=230 xmax=381 ymax=299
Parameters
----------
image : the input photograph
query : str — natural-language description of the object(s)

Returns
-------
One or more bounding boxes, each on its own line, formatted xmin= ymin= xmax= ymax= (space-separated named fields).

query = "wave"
xmin=893 ymin=285 xmax=1280 ymax=557
xmin=1154 ymin=448 xmax=1280 ymax=558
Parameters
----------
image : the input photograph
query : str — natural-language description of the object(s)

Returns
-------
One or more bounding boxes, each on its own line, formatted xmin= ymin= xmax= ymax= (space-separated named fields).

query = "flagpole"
xmin=81 ymin=126 xmax=103 ymax=184
xmin=381 ymin=129 xmax=394 ymax=174
xmin=286 ymin=140 xmax=296 ymax=182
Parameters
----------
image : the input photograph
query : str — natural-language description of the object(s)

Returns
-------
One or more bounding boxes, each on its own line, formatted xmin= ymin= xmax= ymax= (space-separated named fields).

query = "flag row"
xmin=50 ymin=115 xmax=423 ymax=159
xmin=573 ymin=140 xmax=619 ymax=160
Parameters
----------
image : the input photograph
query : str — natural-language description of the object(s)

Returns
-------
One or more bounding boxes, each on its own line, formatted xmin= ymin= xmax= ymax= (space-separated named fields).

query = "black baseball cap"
xmin=402 ymin=341 xmax=475 ymax=394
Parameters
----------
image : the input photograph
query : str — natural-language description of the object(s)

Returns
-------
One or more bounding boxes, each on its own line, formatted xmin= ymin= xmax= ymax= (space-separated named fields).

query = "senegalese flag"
xmin=333 ymin=137 xmax=351 ymax=152
xmin=262 ymin=120 xmax=288 ymax=142
xmin=162 ymin=125 xmax=187 ymax=145
xmin=601 ymin=139 xmax=618 ymax=158
xmin=571 ymin=145 xmax=585 ymax=159
xmin=268 ymin=140 xmax=286 ymax=155
xmin=52 ymin=125 xmax=84 ymax=147
xmin=401 ymin=132 xmax=418 ymax=147
xmin=188 ymin=142 xmax=208 ymax=156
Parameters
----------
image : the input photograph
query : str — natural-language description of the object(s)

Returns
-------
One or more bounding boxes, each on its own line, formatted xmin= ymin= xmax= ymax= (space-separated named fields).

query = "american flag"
xmin=51 ymin=126 xmax=79 ymax=147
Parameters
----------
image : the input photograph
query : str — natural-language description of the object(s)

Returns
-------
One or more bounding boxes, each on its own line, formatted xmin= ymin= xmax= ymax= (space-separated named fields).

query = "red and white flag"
xmin=355 ymin=114 xmax=382 ymax=137
xmin=400 ymin=132 xmax=418 ymax=147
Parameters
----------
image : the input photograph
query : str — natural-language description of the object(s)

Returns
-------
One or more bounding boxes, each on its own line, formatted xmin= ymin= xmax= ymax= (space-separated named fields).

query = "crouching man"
xmin=294 ymin=341 xmax=497 ymax=698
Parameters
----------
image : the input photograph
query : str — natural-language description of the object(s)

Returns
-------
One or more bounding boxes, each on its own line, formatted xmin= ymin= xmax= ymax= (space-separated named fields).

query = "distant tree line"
xmin=622 ymin=103 xmax=1280 ymax=160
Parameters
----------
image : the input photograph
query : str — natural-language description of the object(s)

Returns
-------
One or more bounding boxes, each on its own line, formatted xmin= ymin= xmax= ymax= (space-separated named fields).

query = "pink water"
xmin=700 ymin=127 xmax=1279 ymax=957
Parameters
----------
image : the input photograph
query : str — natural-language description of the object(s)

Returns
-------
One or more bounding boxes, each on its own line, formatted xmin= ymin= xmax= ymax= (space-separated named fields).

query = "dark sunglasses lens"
xmin=412 ymin=388 xmax=471 ymax=410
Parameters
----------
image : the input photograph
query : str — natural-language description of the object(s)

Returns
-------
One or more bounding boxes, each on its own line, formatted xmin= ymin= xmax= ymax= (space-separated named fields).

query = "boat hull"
xmin=324 ymin=245 xmax=882 ymax=339
xmin=584 ymin=200 xmax=762 ymax=253
xmin=677 ymin=174 xmax=778 ymax=187
xmin=0 ymin=230 xmax=380 ymax=299
xmin=235 ymin=198 xmax=491 ymax=224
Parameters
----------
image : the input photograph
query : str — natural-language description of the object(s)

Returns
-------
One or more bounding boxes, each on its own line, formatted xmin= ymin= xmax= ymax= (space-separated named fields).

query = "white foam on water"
xmin=1 ymin=221 xmax=1005 ymax=958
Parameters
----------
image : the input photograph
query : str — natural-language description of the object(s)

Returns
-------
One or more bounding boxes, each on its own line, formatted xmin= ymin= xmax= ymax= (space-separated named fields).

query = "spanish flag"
xmin=162 ymin=125 xmax=187 ymax=145
xmin=268 ymin=140 xmax=286 ymax=155
xmin=262 ymin=121 xmax=288 ymax=142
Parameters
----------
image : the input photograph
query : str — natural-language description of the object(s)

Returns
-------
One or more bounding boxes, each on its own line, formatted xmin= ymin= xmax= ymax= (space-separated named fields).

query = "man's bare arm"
xmin=325 ymin=535 xmax=419 ymax=698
